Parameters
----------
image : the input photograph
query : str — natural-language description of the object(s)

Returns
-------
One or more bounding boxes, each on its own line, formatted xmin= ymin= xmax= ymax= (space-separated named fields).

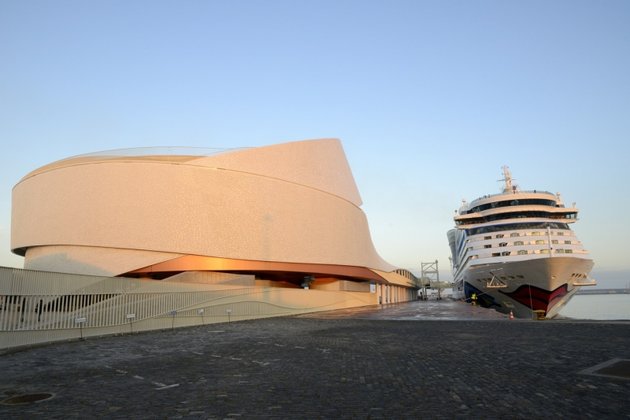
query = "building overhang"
xmin=126 ymin=254 xmax=390 ymax=284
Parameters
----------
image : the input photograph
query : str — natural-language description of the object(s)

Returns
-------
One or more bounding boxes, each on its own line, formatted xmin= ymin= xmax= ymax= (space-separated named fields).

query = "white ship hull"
xmin=453 ymin=256 xmax=594 ymax=318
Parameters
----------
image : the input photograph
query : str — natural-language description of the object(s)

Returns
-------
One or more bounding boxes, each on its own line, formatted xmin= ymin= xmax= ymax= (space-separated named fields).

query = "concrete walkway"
xmin=1 ymin=300 xmax=629 ymax=419
xmin=300 ymin=297 xmax=508 ymax=321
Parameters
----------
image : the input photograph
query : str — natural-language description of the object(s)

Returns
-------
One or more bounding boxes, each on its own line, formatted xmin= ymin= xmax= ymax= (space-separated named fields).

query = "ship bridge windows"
xmin=466 ymin=222 xmax=570 ymax=236
xmin=457 ymin=211 xmax=576 ymax=226
xmin=466 ymin=198 xmax=557 ymax=213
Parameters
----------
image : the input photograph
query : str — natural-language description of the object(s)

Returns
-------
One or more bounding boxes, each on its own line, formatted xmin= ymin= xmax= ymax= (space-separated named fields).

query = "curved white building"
xmin=12 ymin=139 xmax=413 ymax=289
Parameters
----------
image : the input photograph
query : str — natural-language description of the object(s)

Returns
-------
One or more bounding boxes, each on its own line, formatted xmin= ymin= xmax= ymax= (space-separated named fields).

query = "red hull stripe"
xmin=500 ymin=283 xmax=568 ymax=312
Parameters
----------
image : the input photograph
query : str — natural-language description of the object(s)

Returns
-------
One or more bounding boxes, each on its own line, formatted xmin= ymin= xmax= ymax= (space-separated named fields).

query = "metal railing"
xmin=0 ymin=266 xmax=388 ymax=350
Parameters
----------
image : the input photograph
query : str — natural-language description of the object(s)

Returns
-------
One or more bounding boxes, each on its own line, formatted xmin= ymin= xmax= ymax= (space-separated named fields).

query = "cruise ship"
xmin=447 ymin=167 xmax=595 ymax=319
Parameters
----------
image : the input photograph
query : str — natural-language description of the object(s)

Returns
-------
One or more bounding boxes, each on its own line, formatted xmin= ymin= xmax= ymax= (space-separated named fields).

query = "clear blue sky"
xmin=1 ymin=0 xmax=629 ymax=287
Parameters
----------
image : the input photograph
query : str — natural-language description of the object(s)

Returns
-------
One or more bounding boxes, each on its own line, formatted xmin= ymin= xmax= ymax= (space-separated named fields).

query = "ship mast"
xmin=501 ymin=165 xmax=516 ymax=193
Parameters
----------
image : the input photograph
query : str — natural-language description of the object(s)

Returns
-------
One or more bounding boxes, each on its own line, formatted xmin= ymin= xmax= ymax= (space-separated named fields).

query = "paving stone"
xmin=0 ymin=301 xmax=628 ymax=418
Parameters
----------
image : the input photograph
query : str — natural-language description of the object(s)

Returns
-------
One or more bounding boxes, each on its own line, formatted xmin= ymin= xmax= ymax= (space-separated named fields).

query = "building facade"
xmin=4 ymin=139 xmax=419 ymax=349
xmin=12 ymin=138 xmax=416 ymax=292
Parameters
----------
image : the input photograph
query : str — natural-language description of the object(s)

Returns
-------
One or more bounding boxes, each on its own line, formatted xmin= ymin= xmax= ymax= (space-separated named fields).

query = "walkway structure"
xmin=0 ymin=266 xmax=418 ymax=350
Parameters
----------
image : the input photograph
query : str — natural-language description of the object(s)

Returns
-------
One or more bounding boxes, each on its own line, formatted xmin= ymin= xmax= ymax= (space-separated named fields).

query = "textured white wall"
xmin=24 ymin=245 xmax=182 ymax=276
xmin=191 ymin=138 xmax=363 ymax=206
xmin=12 ymin=139 xmax=395 ymax=276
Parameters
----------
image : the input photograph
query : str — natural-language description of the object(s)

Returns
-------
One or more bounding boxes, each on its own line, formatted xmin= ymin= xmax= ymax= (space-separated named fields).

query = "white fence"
xmin=0 ymin=267 xmax=379 ymax=350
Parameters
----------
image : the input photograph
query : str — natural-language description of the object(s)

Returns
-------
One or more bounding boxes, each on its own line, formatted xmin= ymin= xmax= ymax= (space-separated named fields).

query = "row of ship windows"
xmin=478 ymin=239 xmax=573 ymax=249
xmin=478 ymin=274 xmax=526 ymax=282
xmin=477 ymin=272 xmax=584 ymax=282
xmin=466 ymin=222 xmax=570 ymax=236
xmin=457 ymin=212 xmax=577 ymax=226
xmin=467 ymin=199 xmax=558 ymax=214
xmin=472 ymin=248 xmax=575 ymax=258
xmin=483 ymin=231 xmax=566 ymax=240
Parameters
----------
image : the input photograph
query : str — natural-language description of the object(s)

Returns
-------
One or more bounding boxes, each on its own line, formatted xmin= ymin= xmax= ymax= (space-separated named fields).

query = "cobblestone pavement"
xmin=1 ymin=301 xmax=629 ymax=419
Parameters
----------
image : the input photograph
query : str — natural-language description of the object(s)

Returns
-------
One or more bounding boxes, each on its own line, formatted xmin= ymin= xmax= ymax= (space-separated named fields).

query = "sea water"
xmin=558 ymin=293 xmax=630 ymax=320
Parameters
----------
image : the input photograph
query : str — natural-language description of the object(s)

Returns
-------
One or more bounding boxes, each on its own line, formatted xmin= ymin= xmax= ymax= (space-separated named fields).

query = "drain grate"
xmin=1 ymin=393 xmax=54 ymax=405
xmin=579 ymin=358 xmax=630 ymax=380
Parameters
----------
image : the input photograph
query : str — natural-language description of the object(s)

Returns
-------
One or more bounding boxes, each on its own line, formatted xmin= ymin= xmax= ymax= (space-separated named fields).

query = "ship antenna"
xmin=501 ymin=165 xmax=517 ymax=193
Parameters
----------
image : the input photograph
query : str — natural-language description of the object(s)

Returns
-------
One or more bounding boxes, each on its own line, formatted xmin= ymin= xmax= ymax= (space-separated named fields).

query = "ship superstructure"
xmin=447 ymin=167 xmax=595 ymax=318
